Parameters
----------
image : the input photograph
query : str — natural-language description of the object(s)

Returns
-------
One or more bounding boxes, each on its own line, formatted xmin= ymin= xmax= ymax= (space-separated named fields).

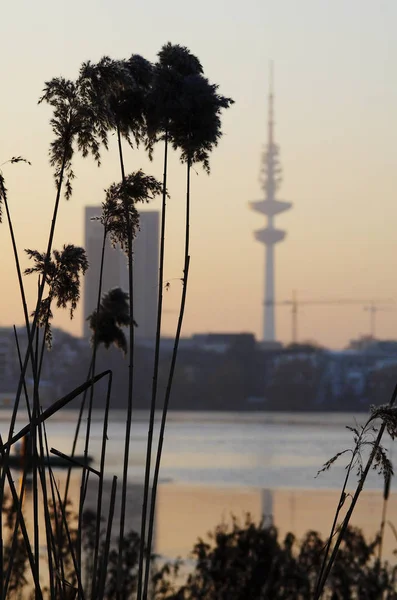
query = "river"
xmin=2 ymin=409 xmax=396 ymax=561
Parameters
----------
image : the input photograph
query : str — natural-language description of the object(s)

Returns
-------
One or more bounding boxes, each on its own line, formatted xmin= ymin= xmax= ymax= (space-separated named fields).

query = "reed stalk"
xmin=137 ymin=128 xmax=169 ymax=599
xmin=142 ymin=156 xmax=192 ymax=599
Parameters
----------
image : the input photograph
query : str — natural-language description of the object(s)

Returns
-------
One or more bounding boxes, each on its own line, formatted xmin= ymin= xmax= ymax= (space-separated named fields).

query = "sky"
xmin=1 ymin=0 xmax=397 ymax=349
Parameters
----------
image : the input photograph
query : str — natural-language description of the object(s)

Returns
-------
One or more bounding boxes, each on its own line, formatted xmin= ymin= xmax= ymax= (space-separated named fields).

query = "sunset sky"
xmin=1 ymin=0 xmax=397 ymax=348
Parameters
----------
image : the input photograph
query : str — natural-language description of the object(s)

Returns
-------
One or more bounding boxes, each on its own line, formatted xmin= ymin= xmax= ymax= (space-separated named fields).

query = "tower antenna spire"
xmin=249 ymin=66 xmax=292 ymax=342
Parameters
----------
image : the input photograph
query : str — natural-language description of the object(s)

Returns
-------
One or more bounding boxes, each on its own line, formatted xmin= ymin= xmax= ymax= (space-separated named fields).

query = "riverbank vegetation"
xmin=4 ymin=504 xmax=397 ymax=599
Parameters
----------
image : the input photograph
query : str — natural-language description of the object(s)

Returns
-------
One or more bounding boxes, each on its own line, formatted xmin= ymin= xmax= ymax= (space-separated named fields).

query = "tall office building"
xmin=83 ymin=207 xmax=159 ymax=341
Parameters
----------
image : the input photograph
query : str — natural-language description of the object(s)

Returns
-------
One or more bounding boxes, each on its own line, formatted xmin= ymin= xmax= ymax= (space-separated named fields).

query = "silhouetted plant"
xmin=78 ymin=55 xmax=162 ymax=593
xmin=142 ymin=54 xmax=234 ymax=600
xmin=379 ymin=471 xmax=392 ymax=562
xmin=169 ymin=74 xmax=233 ymax=173
xmin=99 ymin=169 xmax=163 ymax=586
xmin=24 ymin=244 xmax=88 ymax=348
xmin=78 ymin=54 xmax=152 ymax=152
xmin=138 ymin=43 xmax=204 ymax=600
xmin=4 ymin=78 xmax=104 ymax=578
xmin=0 ymin=157 xmax=33 ymax=363
xmin=88 ymin=287 xmax=130 ymax=355
xmin=101 ymin=168 xmax=162 ymax=598
xmin=160 ymin=515 xmax=397 ymax=600
xmin=1 ymin=44 xmax=235 ymax=599
xmin=47 ymin=498 xmax=79 ymax=593
xmin=2 ymin=493 xmax=29 ymax=598
xmin=315 ymin=400 xmax=397 ymax=598
xmin=145 ymin=42 xmax=204 ymax=156
xmin=101 ymin=170 xmax=163 ymax=254
xmin=39 ymin=77 xmax=102 ymax=199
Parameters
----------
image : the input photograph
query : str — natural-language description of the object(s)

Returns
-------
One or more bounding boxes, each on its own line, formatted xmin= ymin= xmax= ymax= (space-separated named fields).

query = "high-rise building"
xmin=83 ymin=207 xmax=159 ymax=341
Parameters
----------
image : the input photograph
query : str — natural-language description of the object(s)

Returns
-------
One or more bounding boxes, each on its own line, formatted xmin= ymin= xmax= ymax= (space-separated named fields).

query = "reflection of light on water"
xmin=160 ymin=452 xmax=262 ymax=469
xmin=155 ymin=484 xmax=265 ymax=559
xmin=4 ymin=410 xmax=397 ymax=587
xmin=160 ymin=452 xmax=323 ymax=469
xmin=1 ymin=410 xmax=391 ymax=490
xmin=155 ymin=483 xmax=397 ymax=564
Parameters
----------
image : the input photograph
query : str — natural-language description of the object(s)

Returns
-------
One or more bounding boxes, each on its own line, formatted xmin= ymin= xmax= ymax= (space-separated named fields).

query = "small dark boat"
xmin=2 ymin=434 xmax=93 ymax=471
xmin=1 ymin=454 xmax=93 ymax=470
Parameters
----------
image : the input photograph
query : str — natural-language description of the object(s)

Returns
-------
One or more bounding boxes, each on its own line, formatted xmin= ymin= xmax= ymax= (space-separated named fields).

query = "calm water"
xmin=2 ymin=410 xmax=397 ymax=559
xmin=1 ymin=409 xmax=392 ymax=490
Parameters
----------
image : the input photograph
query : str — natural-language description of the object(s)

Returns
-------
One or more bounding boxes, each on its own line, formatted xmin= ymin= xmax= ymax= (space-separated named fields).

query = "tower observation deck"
xmin=249 ymin=67 xmax=292 ymax=342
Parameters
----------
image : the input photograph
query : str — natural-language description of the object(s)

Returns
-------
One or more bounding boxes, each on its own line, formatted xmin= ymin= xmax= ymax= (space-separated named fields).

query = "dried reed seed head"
xmin=24 ymin=245 xmax=88 ymax=348
xmin=101 ymin=170 xmax=163 ymax=254
xmin=88 ymin=287 xmax=130 ymax=354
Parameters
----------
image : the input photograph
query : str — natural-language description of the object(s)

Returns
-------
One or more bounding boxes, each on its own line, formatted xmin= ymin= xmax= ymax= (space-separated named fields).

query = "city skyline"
xmin=1 ymin=1 xmax=397 ymax=348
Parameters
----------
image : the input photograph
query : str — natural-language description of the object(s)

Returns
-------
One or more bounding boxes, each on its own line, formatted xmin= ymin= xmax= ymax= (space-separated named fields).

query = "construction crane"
xmin=363 ymin=302 xmax=395 ymax=338
xmin=266 ymin=291 xmax=394 ymax=343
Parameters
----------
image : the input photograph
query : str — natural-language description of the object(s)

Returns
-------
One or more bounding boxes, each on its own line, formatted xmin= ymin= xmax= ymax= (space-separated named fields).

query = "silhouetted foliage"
xmin=2 ymin=493 xmax=29 ymax=597
xmin=78 ymin=54 xmax=153 ymax=151
xmin=100 ymin=170 xmax=163 ymax=254
xmin=39 ymin=78 xmax=103 ymax=199
xmin=161 ymin=516 xmax=397 ymax=600
xmin=146 ymin=43 xmax=203 ymax=152
xmin=88 ymin=287 xmax=130 ymax=354
xmin=169 ymin=74 xmax=234 ymax=172
xmin=2 ymin=41 xmax=235 ymax=600
xmin=146 ymin=42 xmax=233 ymax=172
xmin=24 ymin=244 xmax=88 ymax=347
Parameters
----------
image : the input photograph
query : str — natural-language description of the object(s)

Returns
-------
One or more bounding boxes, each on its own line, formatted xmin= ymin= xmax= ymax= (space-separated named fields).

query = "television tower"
xmin=249 ymin=66 xmax=292 ymax=341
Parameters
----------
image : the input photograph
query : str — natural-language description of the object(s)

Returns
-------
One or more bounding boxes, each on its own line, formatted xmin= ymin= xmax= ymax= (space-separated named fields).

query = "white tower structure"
xmin=249 ymin=67 xmax=292 ymax=342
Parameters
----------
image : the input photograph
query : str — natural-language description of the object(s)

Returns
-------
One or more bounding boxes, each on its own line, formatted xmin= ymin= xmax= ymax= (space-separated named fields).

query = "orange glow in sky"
xmin=1 ymin=0 xmax=397 ymax=348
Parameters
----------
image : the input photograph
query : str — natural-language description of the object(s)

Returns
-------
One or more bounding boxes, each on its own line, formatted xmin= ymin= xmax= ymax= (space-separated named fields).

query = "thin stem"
xmin=0 ymin=179 xmax=32 ymax=344
xmin=35 ymin=422 xmax=58 ymax=600
xmin=96 ymin=476 xmax=118 ymax=600
xmin=117 ymin=124 xmax=136 ymax=598
xmin=63 ymin=358 xmax=94 ymax=506
xmin=91 ymin=371 xmax=113 ymax=599
xmin=3 ymin=328 xmax=36 ymax=597
xmin=2 ymin=371 xmax=111 ymax=451
xmin=51 ymin=472 xmax=86 ymax=600
xmin=79 ymin=224 xmax=108 ymax=570
xmin=43 ymin=418 xmax=68 ymax=599
xmin=142 ymin=157 xmax=192 ymax=599
xmin=31 ymin=322 xmax=41 ymax=579
xmin=81 ymin=225 xmax=108 ymax=464
xmin=0 ymin=177 xmax=37 ymax=594
xmin=2 ymin=467 xmax=31 ymax=599
xmin=378 ymin=494 xmax=388 ymax=563
xmin=314 ymin=442 xmax=363 ymax=597
xmin=137 ymin=129 xmax=168 ymax=599
xmin=0 ymin=434 xmax=43 ymax=600
xmin=11 ymin=143 xmax=68 ymax=431
xmin=0 ymin=145 xmax=69 ymax=541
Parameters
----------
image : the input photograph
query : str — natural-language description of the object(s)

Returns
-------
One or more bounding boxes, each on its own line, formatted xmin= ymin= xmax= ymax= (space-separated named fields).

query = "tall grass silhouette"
xmin=0 ymin=42 xmax=232 ymax=599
